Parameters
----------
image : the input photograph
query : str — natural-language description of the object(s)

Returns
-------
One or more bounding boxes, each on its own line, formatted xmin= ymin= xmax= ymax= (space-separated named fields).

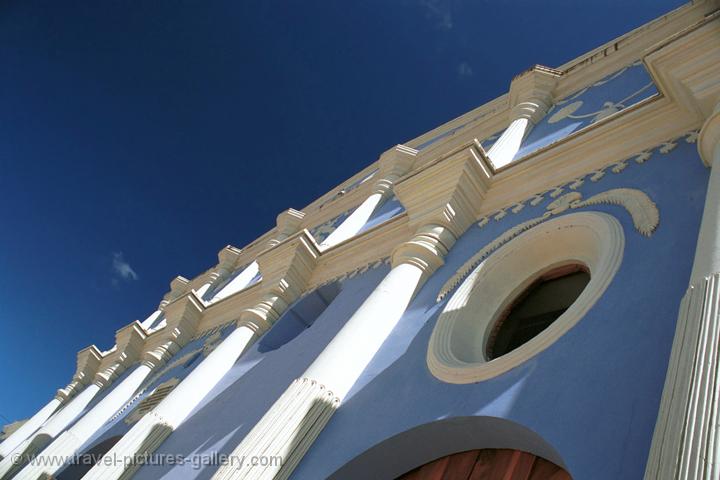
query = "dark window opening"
xmin=486 ymin=264 xmax=590 ymax=360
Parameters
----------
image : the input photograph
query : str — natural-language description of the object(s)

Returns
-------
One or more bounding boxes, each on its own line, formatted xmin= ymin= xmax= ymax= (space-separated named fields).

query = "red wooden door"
xmin=396 ymin=449 xmax=571 ymax=480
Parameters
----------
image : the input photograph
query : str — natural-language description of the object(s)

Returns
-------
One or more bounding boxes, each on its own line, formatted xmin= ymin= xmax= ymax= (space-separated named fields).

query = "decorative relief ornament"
xmin=634 ymin=151 xmax=652 ymax=164
xmin=547 ymin=60 xmax=654 ymax=125
xmin=475 ymin=130 xmax=698 ymax=231
xmin=659 ymin=141 xmax=677 ymax=154
xmin=124 ymin=378 xmax=180 ymax=425
xmin=438 ymin=187 xmax=658 ymax=302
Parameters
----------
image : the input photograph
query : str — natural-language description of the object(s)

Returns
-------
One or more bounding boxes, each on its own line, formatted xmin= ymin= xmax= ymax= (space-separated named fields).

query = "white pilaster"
xmin=645 ymin=103 xmax=720 ymax=479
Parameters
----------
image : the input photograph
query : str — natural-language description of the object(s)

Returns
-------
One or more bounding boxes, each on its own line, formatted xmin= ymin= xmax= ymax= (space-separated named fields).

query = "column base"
xmin=212 ymin=377 xmax=339 ymax=480
xmin=0 ymin=434 xmax=50 ymax=480
xmin=83 ymin=411 xmax=174 ymax=480
xmin=16 ymin=429 xmax=84 ymax=479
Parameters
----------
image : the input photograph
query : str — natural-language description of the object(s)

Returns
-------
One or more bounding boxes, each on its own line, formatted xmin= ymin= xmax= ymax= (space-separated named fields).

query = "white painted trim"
xmin=427 ymin=212 xmax=624 ymax=384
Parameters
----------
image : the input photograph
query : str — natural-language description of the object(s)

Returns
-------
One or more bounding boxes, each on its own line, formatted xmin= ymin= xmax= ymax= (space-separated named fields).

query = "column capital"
xmin=268 ymin=208 xmax=306 ymax=247
xmin=368 ymin=144 xmax=419 ymax=198
xmin=114 ymin=322 xmax=148 ymax=362
xmin=395 ymin=141 xmax=492 ymax=239
xmin=75 ymin=345 xmax=104 ymax=381
xmin=699 ymin=102 xmax=720 ymax=167
xmin=378 ymin=144 xmax=419 ymax=181
xmin=217 ymin=245 xmax=242 ymax=268
xmin=158 ymin=276 xmax=191 ymax=309
xmin=56 ymin=345 xmax=104 ymax=401
xmin=162 ymin=293 xmax=205 ymax=345
xmin=207 ymin=245 xmax=243 ymax=285
xmin=508 ymin=65 xmax=561 ymax=124
xmin=391 ymin=223 xmax=455 ymax=276
xmin=141 ymin=338 xmax=182 ymax=370
xmin=240 ymin=230 xmax=319 ymax=331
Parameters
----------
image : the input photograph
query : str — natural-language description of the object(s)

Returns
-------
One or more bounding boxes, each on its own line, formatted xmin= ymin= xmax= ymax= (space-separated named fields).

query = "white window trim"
xmin=427 ymin=212 xmax=624 ymax=384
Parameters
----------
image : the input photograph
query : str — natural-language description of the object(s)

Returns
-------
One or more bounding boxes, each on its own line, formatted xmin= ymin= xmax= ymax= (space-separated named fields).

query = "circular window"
xmin=486 ymin=264 xmax=590 ymax=360
xmin=427 ymin=212 xmax=624 ymax=384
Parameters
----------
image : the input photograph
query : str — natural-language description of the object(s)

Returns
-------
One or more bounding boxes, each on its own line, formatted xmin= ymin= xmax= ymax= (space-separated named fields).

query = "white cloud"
xmin=420 ymin=0 xmax=453 ymax=30
xmin=458 ymin=62 xmax=473 ymax=78
xmin=112 ymin=252 xmax=138 ymax=281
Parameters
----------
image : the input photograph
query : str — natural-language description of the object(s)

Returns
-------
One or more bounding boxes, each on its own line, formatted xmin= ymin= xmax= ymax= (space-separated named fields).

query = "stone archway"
xmin=396 ymin=448 xmax=570 ymax=479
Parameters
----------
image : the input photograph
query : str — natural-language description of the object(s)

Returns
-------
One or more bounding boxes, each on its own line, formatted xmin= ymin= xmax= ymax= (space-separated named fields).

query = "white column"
xmin=83 ymin=232 xmax=317 ymax=480
xmin=319 ymin=191 xmax=386 ymax=249
xmin=139 ymin=309 xmax=163 ymax=331
xmin=319 ymin=145 xmax=417 ymax=250
xmin=195 ymin=246 xmax=242 ymax=301
xmin=208 ymin=261 xmax=260 ymax=304
xmin=83 ymin=326 xmax=259 ymax=480
xmin=303 ymin=262 xmax=423 ymax=397
xmin=645 ymin=103 xmax=720 ymax=479
xmin=485 ymin=65 xmax=559 ymax=170
xmin=0 ymin=384 xmax=102 ymax=479
xmin=140 ymin=276 xmax=192 ymax=330
xmin=211 ymin=225 xmax=453 ymax=480
xmin=485 ymin=117 xmax=531 ymax=169
xmin=0 ymin=397 xmax=61 ymax=460
xmin=13 ymin=322 xmax=189 ymax=480
xmin=15 ymin=364 xmax=152 ymax=479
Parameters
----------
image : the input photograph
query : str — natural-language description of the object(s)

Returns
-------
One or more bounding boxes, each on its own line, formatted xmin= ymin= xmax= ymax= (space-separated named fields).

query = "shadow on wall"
xmin=327 ymin=416 xmax=569 ymax=480
xmin=57 ymin=435 xmax=124 ymax=479
xmin=258 ymin=281 xmax=342 ymax=353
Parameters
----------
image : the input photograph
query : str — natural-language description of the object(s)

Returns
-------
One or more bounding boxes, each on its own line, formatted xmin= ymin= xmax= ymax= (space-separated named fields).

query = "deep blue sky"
xmin=0 ymin=0 xmax=686 ymax=423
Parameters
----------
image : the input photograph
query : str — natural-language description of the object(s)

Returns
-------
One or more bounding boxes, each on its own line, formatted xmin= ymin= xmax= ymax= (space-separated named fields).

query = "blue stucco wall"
xmin=131 ymin=264 xmax=389 ymax=480
xmin=290 ymin=135 xmax=708 ymax=480
xmin=49 ymin=129 xmax=707 ymax=479
xmin=514 ymin=61 xmax=657 ymax=161
xmin=52 ymin=325 xmax=237 ymax=474
xmin=102 ymin=133 xmax=711 ymax=480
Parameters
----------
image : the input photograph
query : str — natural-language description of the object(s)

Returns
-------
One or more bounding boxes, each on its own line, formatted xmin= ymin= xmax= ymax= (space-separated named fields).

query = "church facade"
xmin=2 ymin=2 xmax=720 ymax=479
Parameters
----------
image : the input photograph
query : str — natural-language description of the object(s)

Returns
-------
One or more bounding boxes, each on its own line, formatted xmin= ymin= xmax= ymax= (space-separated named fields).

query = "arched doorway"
xmin=396 ymin=448 xmax=570 ymax=479
xmin=328 ymin=417 xmax=569 ymax=480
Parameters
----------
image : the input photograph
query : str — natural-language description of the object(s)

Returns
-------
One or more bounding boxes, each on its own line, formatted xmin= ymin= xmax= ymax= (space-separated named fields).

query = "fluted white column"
xmin=645 ymin=103 xmax=720 ymax=479
xmin=485 ymin=65 xmax=559 ymax=169
xmin=0 ymin=365 xmax=96 ymax=462
xmin=0 ymin=397 xmax=61 ymax=460
xmin=83 ymin=325 xmax=259 ymax=480
xmin=211 ymin=224 xmax=453 ymax=480
xmin=83 ymin=232 xmax=317 ymax=480
xmin=0 ymin=383 xmax=102 ymax=479
xmin=14 ymin=362 xmax=152 ymax=480
xmin=13 ymin=323 xmax=191 ymax=480
xmin=319 ymin=145 xmax=417 ymax=250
